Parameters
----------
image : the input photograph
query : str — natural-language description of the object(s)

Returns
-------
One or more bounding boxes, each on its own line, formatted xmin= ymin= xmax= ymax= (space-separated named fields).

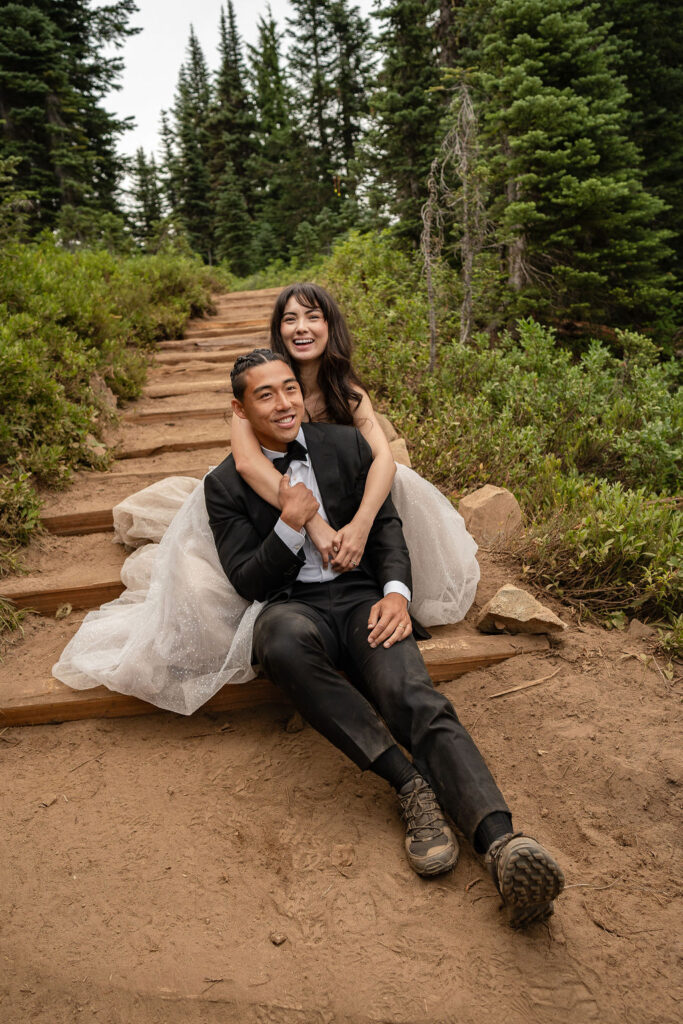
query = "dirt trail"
xmin=1 ymin=289 xmax=681 ymax=1023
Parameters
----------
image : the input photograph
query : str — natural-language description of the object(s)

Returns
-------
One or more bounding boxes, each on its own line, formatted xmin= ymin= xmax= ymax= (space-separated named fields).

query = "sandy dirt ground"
xmin=2 ymin=291 xmax=681 ymax=1022
xmin=2 ymin=550 xmax=681 ymax=1024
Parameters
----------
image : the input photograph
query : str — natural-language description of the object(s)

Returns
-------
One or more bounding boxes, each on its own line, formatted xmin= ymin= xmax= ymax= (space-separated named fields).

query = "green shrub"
xmin=319 ymin=231 xmax=682 ymax=648
xmin=0 ymin=239 xmax=224 ymax=576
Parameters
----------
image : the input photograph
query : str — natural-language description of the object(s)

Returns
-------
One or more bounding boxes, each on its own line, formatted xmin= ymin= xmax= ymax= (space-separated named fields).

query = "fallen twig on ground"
xmin=487 ymin=667 xmax=562 ymax=699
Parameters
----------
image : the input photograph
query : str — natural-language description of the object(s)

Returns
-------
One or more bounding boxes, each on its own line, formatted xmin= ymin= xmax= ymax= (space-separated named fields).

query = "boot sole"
xmin=497 ymin=838 xmax=565 ymax=928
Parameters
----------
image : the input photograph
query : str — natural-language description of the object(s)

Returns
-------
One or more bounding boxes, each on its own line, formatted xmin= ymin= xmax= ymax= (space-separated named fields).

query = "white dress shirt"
xmin=263 ymin=428 xmax=411 ymax=601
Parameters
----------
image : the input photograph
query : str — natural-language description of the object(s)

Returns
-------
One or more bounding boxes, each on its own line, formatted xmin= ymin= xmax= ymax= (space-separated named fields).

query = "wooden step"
xmin=41 ymin=509 xmax=114 ymax=536
xmin=183 ymin=325 xmax=267 ymax=341
xmin=157 ymin=336 xmax=263 ymax=351
xmin=212 ymin=287 xmax=282 ymax=302
xmin=116 ymin=436 xmax=229 ymax=461
xmin=2 ymin=579 xmax=124 ymax=615
xmin=184 ymin=317 xmax=269 ymax=334
xmin=143 ymin=380 xmax=231 ymax=399
xmin=0 ymin=628 xmax=548 ymax=727
xmin=154 ymin=349 xmax=249 ymax=366
xmin=123 ymin=405 xmax=228 ymax=424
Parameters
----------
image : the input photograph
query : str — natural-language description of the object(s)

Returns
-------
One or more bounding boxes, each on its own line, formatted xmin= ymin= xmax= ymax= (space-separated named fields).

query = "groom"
xmin=204 ymin=348 xmax=564 ymax=927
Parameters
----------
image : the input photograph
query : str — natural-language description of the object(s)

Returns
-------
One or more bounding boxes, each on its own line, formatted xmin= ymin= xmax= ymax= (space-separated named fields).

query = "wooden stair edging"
xmin=115 ymin=437 xmax=229 ymax=461
xmin=156 ymin=336 xmax=265 ymax=351
xmin=153 ymin=349 xmax=250 ymax=366
xmin=2 ymin=580 xmax=125 ymax=614
xmin=143 ymin=380 xmax=232 ymax=399
xmin=123 ymin=405 xmax=229 ymax=424
xmin=41 ymin=509 xmax=115 ymax=536
xmin=0 ymin=633 xmax=549 ymax=727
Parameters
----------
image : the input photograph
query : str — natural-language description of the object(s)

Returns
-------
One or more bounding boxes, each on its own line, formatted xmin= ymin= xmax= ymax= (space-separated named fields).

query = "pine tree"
xmin=598 ymin=0 xmax=683 ymax=282
xmin=247 ymin=8 xmax=319 ymax=262
xmin=0 ymin=0 xmax=137 ymax=233
xmin=460 ymin=0 xmax=673 ymax=329
xmin=367 ymin=1 xmax=443 ymax=243
xmin=128 ymin=148 xmax=163 ymax=247
xmin=167 ymin=28 xmax=214 ymax=260
xmin=158 ymin=110 xmax=181 ymax=214
xmin=210 ymin=3 xmax=256 ymax=186
xmin=286 ymin=0 xmax=337 ymax=185
xmin=209 ymin=2 xmax=257 ymax=268
xmin=328 ymin=1 xmax=374 ymax=182
xmin=214 ymin=160 xmax=253 ymax=272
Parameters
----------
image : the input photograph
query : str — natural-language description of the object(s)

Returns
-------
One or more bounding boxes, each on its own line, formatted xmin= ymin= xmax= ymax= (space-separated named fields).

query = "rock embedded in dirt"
xmin=389 ymin=437 xmax=411 ymax=467
xmin=476 ymin=584 xmax=567 ymax=636
xmin=376 ymin=413 xmax=399 ymax=443
xmin=627 ymin=618 xmax=657 ymax=640
xmin=85 ymin=433 xmax=108 ymax=459
xmin=458 ymin=485 xmax=523 ymax=545
xmin=285 ymin=711 xmax=305 ymax=733
xmin=269 ymin=932 xmax=287 ymax=946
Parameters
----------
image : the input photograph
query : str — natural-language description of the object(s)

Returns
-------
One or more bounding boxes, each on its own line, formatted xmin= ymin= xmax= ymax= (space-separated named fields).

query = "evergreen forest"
xmin=0 ymin=0 xmax=681 ymax=649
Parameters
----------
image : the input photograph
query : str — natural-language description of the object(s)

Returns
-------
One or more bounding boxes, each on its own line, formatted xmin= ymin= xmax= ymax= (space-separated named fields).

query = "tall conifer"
xmin=460 ymin=0 xmax=672 ymax=329
xmin=368 ymin=0 xmax=442 ymax=243
xmin=128 ymin=148 xmax=163 ymax=247
xmin=168 ymin=28 xmax=214 ymax=260
xmin=247 ymin=8 xmax=309 ymax=262
xmin=598 ymin=0 xmax=683 ymax=282
xmin=0 ymin=0 xmax=137 ymax=232
xmin=210 ymin=3 xmax=257 ymax=268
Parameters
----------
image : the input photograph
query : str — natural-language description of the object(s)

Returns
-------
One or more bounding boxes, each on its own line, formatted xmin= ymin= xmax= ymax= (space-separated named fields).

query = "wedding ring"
xmin=351 ymin=561 xmax=358 ymax=567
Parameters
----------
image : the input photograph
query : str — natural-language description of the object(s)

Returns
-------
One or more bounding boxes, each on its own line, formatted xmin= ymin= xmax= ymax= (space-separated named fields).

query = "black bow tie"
xmin=273 ymin=438 xmax=308 ymax=474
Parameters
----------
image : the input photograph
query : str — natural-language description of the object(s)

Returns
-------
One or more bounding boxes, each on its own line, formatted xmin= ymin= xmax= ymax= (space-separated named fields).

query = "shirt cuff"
xmin=274 ymin=517 xmax=305 ymax=554
xmin=383 ymin=580 xmax=411 ymax=602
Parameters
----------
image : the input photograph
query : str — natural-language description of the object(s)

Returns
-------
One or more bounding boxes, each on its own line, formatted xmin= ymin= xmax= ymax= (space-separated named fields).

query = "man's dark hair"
xmin=230 ymin=348 xmax=292 ymax=401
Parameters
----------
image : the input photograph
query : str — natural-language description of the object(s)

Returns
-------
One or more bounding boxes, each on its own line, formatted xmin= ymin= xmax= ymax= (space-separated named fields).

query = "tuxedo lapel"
xmin=242 ymin=480 xmax=281 ymax=537
xmin=302 ymin=422 xmax=344 ymax=528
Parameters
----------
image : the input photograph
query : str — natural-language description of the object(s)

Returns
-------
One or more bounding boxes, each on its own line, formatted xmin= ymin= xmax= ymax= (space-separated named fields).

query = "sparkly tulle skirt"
xmin=52 ymin=466 xmax=479 ymax=715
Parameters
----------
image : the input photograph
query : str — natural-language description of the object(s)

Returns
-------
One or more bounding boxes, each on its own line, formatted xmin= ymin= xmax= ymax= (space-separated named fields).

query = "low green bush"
xmin=0 ymin=239 xmax=226 ymax=576
xmin=320 ymin=231 xmax=682 ymax=647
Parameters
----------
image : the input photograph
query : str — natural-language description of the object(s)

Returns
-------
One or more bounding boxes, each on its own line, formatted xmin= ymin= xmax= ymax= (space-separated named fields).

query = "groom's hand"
xmin=279 ymin=474 xmax=319 ymax=532
xmin=367 ymin=593 xmax=412 ymax=649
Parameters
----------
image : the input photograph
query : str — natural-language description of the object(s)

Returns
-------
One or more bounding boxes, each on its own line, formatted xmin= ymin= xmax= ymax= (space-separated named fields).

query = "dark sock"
xmin=474 ymin=811 xmax=514 ymax=854
xmin=370 ymin=745 xmax=419 ymax=792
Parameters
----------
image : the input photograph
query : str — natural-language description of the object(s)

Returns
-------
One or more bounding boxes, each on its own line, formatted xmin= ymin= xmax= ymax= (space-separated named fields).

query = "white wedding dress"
xmin=52 ymin=466 xmax=480 ymax=715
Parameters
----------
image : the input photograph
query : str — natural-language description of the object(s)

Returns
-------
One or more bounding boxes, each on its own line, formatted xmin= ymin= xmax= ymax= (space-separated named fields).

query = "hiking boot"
xmin=485 ymin=832 xmax=565 ymax=928
xmin=397 ymin=776 xmax=459 ymax=877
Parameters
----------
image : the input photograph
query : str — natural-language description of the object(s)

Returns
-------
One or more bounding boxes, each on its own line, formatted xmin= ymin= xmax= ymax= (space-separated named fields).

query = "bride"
xmin=53 ymin=284 xmax=479 ymax=714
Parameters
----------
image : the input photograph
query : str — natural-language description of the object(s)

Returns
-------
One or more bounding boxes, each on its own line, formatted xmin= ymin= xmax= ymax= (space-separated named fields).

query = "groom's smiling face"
xmin=232 ymin=360 xmax=305 ymax=451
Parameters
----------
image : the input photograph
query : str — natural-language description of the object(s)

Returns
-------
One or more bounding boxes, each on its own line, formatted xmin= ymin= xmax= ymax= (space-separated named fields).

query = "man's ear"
xmin=232 ymin=397 xmax=248 ymax=420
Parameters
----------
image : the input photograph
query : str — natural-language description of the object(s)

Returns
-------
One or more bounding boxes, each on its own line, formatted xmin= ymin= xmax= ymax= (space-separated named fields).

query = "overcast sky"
xmin=103 ymin=0 xmax=377 ymax=159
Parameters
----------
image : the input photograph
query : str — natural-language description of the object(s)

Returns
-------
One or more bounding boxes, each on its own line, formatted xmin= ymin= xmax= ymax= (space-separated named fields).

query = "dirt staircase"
xmin=0 ymin=287 xmax=546 ymax=727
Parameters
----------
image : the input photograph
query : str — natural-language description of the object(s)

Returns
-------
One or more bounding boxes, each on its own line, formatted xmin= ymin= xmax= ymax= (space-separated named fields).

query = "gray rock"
xmin=477 ymin=584 xmax=567 ymax=635
xmin=458 ymin=485 xmax=523 ymax=545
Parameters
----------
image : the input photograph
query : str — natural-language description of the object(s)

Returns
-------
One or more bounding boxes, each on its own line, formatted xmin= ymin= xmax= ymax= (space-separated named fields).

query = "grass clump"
xmin=320 ymin=231 xmax=682 ymax=649
xmin=0 ymin=239 xmax=227 ymax=576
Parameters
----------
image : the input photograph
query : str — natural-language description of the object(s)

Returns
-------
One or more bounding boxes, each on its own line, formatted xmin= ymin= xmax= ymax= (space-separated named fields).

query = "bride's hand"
xmin=331 ymin=516 xmax=371 ymax=571
xmin=304 ymin=515 xmax=340 ymax=569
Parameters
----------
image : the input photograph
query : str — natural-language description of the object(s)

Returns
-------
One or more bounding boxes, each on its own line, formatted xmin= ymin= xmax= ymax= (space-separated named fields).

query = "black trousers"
xmin=252 ymin=574 xmax=510 ymax=845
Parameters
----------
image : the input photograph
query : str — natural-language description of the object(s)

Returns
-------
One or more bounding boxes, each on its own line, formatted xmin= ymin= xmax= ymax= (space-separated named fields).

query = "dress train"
xmin=52 ymin=466 xmax=479 ymax=715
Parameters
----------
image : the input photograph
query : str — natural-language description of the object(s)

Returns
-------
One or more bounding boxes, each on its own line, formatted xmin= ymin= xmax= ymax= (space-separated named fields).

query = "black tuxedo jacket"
xmin=204 ymin=421 xmax=413 ymax=606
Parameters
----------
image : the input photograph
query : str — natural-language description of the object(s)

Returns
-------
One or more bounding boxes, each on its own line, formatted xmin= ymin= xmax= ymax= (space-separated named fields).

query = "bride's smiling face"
xmin=279 ymin=295 xmax=329 ymax=364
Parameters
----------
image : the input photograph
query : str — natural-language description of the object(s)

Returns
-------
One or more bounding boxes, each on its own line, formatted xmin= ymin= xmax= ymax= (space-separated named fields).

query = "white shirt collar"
xmin=261 ymin=426 xmax=307 ymax=462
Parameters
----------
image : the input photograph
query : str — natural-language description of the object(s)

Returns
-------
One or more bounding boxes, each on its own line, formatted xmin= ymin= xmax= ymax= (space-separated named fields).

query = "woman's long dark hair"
xmin=270 ymin=283 xmax=364 ymax=425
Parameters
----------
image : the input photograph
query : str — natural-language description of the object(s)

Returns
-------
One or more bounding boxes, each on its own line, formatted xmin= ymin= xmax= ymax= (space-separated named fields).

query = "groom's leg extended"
xmin=253 ymin=596 xmax=460 ymax=877
xmin=342 ymin=598 xmax=511 ymax=848
xmin=252 ymin=601 xmax=397 ymax=769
